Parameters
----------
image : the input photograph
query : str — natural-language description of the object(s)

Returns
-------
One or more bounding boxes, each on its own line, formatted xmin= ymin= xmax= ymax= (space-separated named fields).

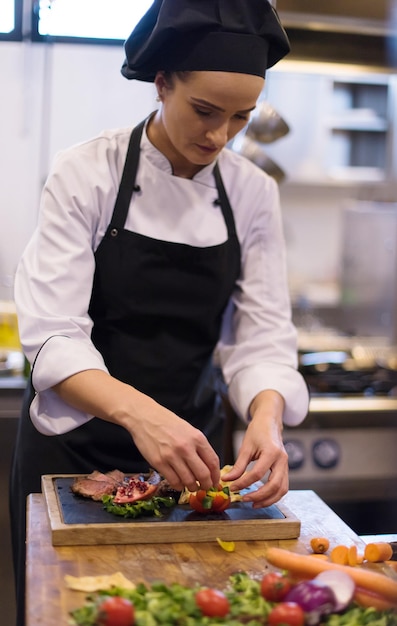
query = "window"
xmin=0 ymin=0 xmax=22 ymax=41
xmin=32 ymin=0 xmax=154 ymax=44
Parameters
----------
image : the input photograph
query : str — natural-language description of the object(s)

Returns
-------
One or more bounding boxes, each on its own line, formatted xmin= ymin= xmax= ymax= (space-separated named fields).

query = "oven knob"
xmin=312 ymin=438 xmax=340 ymax=469
xmin=284 ymin=439 xmax=305 ymax=470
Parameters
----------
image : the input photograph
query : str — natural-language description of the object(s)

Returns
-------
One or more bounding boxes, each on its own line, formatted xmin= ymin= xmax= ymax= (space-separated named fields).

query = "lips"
xmin=196 ymin=144 xmax=218 ymax=154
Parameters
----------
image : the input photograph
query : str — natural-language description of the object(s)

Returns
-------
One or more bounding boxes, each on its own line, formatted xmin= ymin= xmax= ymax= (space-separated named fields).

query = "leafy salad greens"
xmin=70 ymin=572 xmax=397 ymax=626
xmin=101 ymin=494 xmax=176 ymax=518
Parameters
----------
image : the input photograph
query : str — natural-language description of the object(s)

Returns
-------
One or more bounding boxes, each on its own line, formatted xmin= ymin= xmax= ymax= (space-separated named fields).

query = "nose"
xmin=205 ymin=121 xmax=229 ymax=148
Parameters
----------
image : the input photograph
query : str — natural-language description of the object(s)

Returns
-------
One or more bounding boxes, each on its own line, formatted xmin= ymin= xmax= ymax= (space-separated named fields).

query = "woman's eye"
xmin=235 ymin=113 xmax=249 ymax=122
xmin=194 ymin=107 xmax=212 ymax=117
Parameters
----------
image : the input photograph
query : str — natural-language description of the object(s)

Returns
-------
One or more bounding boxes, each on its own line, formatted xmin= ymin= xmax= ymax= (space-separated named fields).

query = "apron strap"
xmin=213 ymin=162 xmax=237 ymax=239
xmin=110 ymin=118 xmax=146 ymax=230
xmin=108 ymin=116 xmax=238 ymax=242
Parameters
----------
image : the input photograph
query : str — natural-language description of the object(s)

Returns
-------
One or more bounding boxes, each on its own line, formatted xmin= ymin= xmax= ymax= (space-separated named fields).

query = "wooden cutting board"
xmin=41 ymin=474 xmax=301 ymax=546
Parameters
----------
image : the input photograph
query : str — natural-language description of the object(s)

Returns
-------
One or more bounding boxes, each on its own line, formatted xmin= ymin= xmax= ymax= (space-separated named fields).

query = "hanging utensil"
xmin=246 ymin=100 xmax=290 ymax=144
xmin=233 ymin=135 xmax=286 ymax=183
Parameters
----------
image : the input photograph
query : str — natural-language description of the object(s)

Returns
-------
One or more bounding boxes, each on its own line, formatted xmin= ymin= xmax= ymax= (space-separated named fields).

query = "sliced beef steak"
xmin=71 ymin=469 xmax=125 ymax=501
xmin=70 ymin=468 xmax=179 ymax=503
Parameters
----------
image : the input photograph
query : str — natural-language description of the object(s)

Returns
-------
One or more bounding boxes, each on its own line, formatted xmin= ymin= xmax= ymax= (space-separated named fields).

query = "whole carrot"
xmin=265 ymin=546 xmax=397 ymax=604
xmin=354 ymin=587 xmax=397 ymax=611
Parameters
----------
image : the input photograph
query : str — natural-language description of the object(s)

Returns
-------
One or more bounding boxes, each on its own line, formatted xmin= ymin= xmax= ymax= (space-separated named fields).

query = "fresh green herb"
xmin=101 ymin=494 xmax=176 ymax=518
xmin=70 ymin=573 xmax=397 ymax=626
xmin=70 ymin=577 xmax=269 ymax=626
xmin=324 ymin=605 xmax=397 ymax=625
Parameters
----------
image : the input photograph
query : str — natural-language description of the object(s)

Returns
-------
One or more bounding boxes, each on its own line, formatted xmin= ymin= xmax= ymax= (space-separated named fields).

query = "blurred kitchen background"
xmin=1 ymin=2 xmax=397 ymax=622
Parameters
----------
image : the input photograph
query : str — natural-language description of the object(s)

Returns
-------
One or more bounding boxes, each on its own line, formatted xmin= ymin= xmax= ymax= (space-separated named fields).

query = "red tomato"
xmin=189 ymin=489 xmax=209 ymax=514
xmin=189 ymin=485 xmax=231 ymax=514
xmin=195 ymin=588 xmax=230 ymax=617
xmin=211 ymin=492 xmax=231 ymax=513
xmin=97 ymin=596 xmax=135 ymax=626
xmin=267 ymin=602 xmax=305 ymax=626
xmin=260 ymin=572 xmax=292 ymax=602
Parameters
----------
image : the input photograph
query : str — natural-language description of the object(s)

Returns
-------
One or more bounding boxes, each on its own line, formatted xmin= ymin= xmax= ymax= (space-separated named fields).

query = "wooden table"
xmin=26 ymin=490 xmax=365 ymax=626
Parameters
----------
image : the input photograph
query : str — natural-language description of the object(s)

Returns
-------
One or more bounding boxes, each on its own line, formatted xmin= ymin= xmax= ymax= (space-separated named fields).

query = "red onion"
xmin=285 ymin=580 xmax=337 ymax=625
xmin=313 ymin=570 xmax=355 ymax=612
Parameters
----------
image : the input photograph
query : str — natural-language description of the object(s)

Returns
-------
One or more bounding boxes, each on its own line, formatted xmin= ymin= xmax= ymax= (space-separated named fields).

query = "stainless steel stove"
xmin=232 ymin=341 xmax=397 ymax=535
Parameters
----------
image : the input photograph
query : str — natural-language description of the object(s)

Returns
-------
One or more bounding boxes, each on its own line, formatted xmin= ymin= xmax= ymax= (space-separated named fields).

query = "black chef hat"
xmin=121 ymin=0 xmax=290 ymax=82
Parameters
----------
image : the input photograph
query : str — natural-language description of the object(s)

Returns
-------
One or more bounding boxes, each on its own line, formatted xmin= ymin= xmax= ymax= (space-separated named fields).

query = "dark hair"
xmin=162 ymin=71 xmax=192 ymax=87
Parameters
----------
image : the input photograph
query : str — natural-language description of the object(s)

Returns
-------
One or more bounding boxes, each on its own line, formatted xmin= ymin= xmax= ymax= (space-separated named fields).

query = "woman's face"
xmin=150 ymin=71 xmax=264 ymax=177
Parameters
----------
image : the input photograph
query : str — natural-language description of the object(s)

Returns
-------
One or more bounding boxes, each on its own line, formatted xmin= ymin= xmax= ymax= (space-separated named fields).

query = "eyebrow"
xmin=190 ymin=97 xmax=256 ymax=115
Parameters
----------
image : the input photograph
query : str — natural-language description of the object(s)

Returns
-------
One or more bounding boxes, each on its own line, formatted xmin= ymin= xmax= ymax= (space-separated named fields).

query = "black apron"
xmin=9 ymin=118 xmax=240 ymax=626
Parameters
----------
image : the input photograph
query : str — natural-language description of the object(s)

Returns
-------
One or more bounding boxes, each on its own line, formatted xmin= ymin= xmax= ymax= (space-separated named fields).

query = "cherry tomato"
xmin=97 ymin=595 xmax=135 ymax=626
xmin=267 ymin=602 xmax=305 ymax=626
xmin=189 ymin=489 xmax=208 ymax=514
xmin=195 ymin=588 xmax=230 ymax=617
xmin=260 ymin=571 xmax=292 ymax=602
xmin=211 ymin=492 xmax=231 ymax=512
xmin=189 ymin=485 xmax=231 ymax=514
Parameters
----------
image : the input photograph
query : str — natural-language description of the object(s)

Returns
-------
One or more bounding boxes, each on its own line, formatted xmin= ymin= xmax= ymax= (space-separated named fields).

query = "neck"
xmin=146 ymin=112 xmax=203 ymax=179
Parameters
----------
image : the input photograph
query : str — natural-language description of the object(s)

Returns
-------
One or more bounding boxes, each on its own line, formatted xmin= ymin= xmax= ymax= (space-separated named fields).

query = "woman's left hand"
xmin=220 ymin=390 xmax=289 ymax=508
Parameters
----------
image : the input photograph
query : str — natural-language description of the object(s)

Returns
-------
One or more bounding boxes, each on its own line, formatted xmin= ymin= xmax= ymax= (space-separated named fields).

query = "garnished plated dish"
xmin=70 ymin=467 xmax=240 ymax=519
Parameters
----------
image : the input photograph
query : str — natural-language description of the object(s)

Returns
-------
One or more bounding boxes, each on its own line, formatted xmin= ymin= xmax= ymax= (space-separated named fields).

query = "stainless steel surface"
xmin=309 ymin=395 xmax=397 ymax=414
xmin=340 ymin=202 xmax=397 ymax=343
xmin=232 ymin=135 xmax=286 ymax=182
xmin=246 ymin=101 xmax=290 ymax=144
xmin=235 ymin=397 xmax=397 ymax=494
xmin=263 ymin=65 xmax=397 ymax=185
xmin=233 ymin=391 xmax=397 ymax=533
xmin=275 ymin=0 xmax=397 ymax=66
xmin=277 ymin=0 xmax=395 ymax=36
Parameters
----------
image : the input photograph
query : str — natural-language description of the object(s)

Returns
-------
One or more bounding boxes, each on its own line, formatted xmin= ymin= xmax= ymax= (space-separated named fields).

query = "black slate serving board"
xmin=41 ymin=474 xmax=301 ymax=545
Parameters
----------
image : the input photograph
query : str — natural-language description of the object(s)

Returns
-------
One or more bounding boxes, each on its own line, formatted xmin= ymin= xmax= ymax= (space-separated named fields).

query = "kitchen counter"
xmin=309 ymin=395 xmax=397 ymax=415
xmin=0 ymin=375 xmax=26 ymax=418
xmin=2 ymin=373 xmax=397 ymax=418
xmin=0 ymin=376 xmax=25 ymax=625
xmin=302 ymin=395 xmax=397 ymax=430
xmin=26 ymin=490 xmax=366 ymax=626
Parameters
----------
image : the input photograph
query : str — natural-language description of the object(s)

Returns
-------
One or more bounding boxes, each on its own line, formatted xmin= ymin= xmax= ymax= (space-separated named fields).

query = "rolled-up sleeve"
xmin=217 ymin=168 xmax=309 ymax=426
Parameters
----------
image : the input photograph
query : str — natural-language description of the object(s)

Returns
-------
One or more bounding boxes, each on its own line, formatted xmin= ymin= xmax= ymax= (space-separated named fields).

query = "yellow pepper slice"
xmin=216 ymin=537 xmax=236 ymax=552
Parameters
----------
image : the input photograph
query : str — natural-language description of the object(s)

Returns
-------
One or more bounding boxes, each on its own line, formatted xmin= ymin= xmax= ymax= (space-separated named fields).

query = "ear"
xmin=154 ymin=71 xmax=167 ymax=101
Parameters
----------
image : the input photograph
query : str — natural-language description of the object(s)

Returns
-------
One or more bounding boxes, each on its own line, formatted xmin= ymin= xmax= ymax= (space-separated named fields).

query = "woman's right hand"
xmin=125 ymin=398 xmax=221 ymax=492
xmin=53 ymin=369 xmax=220 ymax=492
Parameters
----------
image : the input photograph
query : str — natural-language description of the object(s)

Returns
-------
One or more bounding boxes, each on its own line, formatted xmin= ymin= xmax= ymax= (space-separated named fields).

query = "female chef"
xmin=10 ymin=1 xmax=309 ymax=623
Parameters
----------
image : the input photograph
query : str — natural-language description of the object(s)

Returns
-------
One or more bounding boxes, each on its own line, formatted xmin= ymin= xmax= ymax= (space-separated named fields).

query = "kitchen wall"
xmin=0 ymin=41 xmax=395 ymax=312
xmin=0 ymin=41 xmax=156 ymax=301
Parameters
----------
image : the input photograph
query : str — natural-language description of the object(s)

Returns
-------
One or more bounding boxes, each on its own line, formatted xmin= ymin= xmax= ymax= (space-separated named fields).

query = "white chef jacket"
xmin=14 ymin=125 xmax=309 ymax=435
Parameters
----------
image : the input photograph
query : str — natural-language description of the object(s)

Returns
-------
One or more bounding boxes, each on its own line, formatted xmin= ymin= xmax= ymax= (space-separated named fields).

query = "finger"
xmin=243 ymin=483 xmax=282 ymax=509
xmin=194 ymin=437 xmax=221 ymax=487
xmin=220 ymin=465 xmax=242 ymax=481
xmin=156 ymin=464 xmax=186 ymax=491
xmin=243 ymin=469 xmax=289 ymax=508
xmin=228 ymin=464 xmax=268 ymax=493
xmin=165 ymin=446 xmax=219 ymax=492
xmin=221 ymin=447 xmax=254 ymax=483
xmin=167 ymin=459 xmax=202 ymax=492
xmin=192 ymin=448 xmax=221 ymax=490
